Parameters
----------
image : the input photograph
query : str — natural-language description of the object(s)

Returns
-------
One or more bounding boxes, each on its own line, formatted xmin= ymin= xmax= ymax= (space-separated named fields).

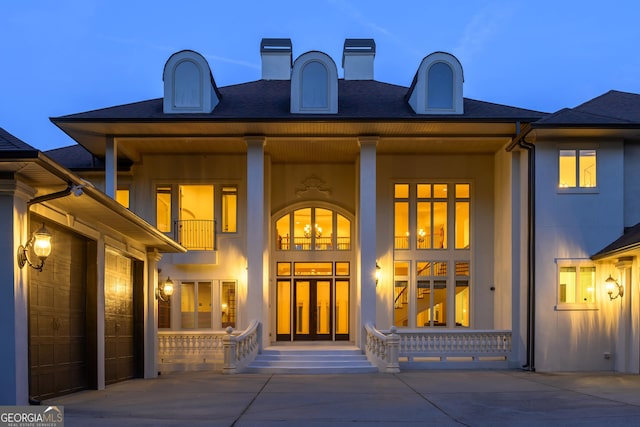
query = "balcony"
xmin=174 ymin=219 xmax=216 ymax=250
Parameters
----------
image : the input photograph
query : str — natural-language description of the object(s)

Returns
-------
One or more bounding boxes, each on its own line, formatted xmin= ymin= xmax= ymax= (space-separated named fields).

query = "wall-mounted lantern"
xmin=605 ymin=275 xmax=624 ymax=301
xmin=17 ymin=224 xmax=52 ymax=272
xmin=376 ymin=262 xmax=381 ymax=286
xmin=156 ymin=276 xmax=174 ymax=301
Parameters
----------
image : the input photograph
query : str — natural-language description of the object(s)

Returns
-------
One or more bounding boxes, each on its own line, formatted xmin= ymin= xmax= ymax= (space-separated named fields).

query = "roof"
xmin=0 ymin=127 xmax=37 ymax=152
xmin=0 ymin=128 xmax=184 ymax=253
xmin=52 ymin=79 xmax=547 ymax=122
xmin=534 ymin=90 xmax=640 ymax=126
xmin=592 ymin=222 xmax=640 ymax=260
xmin=46 ymin=144 xmax=106 ymax=170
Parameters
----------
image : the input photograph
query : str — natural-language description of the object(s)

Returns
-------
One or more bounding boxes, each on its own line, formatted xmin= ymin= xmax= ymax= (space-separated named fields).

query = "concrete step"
xmin=245 ymin=347 xmax=378 ymax=374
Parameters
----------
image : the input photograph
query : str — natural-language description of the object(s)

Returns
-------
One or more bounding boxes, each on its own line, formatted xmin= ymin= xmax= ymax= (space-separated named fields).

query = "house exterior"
xmin=2 ymin=37 xmax=639 ymax=404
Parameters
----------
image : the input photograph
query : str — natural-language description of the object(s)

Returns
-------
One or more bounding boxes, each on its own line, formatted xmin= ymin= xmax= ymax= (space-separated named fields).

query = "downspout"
xmin=507 ymin=122 xmax=535 ymax=371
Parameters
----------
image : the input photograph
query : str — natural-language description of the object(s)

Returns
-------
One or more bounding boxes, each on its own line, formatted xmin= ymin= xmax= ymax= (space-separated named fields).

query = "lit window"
xmin=221 ymin=281 xmax=236 ymax=328
xmin=221 ymin=186 xmax=237 ymax=233
xmin=156 ymin=185 xmax=172 ymax=233
xmin=558 ymin=264 xmax=596 ymax=305
xmin=178 ymin=185 xmax=215 ymax=250
xmin=116 ymin=188 xmax=130 ymax=209
xmin=276 ymin=208 xmax=350 ymax=251
xmin=559 ymin=149 xmax=597 ymax=189
xmin=181 ymin=281 xmax=212 ymax=329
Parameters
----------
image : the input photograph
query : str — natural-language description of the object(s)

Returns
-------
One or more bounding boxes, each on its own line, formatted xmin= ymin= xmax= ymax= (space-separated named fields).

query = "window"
xmin=276 ymin=207 xmax=351 ymax=251
xmin=393 ymin=182 xmax=471 ymax=328
xmin=290 ymin=51 xmax=338 ymax=114
xmin=407 ymin=52 xmax=464 ymax=115
xmin=162 ymin=50 xmax=220 ymax=114
xmin=116 ymin=188 xmax=130 ymax=209
xmin=155 ymin=184 xmax=217 ymax=250
xmin=221 ymin=186 xmax=237 ymax=233
xmin=427 ymin=62 xmax=454 ymax=109
xmin=558 ymin=263 xmax=596 ymax=307
xmin=559 ymin=149 xmax=597 ymax=189
xmin=181 ymin=281 xmax=212 ymax=329
xmin=221 ymin=281 xmax=236 ymax=328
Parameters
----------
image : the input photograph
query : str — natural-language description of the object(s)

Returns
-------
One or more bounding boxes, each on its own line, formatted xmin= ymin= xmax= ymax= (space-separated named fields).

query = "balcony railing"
xmin=174 ymin=219 xmax=216 ymax=250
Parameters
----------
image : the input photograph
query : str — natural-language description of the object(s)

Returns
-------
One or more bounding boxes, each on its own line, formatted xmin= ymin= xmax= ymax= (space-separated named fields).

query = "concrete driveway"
xmin=45 ymin=370 xmax=640 ymax=426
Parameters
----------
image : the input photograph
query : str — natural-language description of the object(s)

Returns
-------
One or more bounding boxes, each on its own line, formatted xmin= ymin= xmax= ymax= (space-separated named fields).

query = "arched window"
xmin=163 ymin=50 xmax=220 ymax=114
xmin=427 ymin=62 xmax=454 ymax=109
xmin=291 ymin=51 xmax=338 ymax=114
xmin=407 ymin=52 xmax=463 ymax=115
xmin=276 ymin=207 xmax=351 ymax=251
xmin=301 ymin=61 xmax=329 ymax=109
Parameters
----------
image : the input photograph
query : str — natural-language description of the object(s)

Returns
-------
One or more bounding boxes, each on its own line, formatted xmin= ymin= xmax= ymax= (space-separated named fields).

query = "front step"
xmin=245 ymin=347 xmax=378 ymax=374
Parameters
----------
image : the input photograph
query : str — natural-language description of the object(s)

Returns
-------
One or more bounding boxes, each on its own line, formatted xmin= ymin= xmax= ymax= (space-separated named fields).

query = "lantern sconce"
xmin=156 ymin=276 xmax=174 ymax=301
xmin=605 ymin=275 xmax=624 ymax=301
xmin=376 ymin=262 xmax=381 ymax=286
xmin=17 ymin=224 xmax=52 ymax=272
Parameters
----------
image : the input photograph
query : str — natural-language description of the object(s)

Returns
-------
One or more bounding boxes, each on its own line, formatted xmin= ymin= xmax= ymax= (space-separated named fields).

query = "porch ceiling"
xmin=54 ymin=120 xmax=518 ymax=162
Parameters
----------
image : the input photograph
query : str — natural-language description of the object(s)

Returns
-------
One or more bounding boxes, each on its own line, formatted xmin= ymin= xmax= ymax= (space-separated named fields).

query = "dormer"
xmin=407 ymin=52 xmax=464 ymax=115
xmin=163 ymin=50 xmax=220 ymax=114
xmin=290 ymin=51 xmax=338 ymax=114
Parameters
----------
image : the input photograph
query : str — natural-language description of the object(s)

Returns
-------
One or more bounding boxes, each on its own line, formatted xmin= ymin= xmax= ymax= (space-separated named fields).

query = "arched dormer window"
xmin=163 ymin=50 xmax=220 ymax=114
xmin=407 ymin=52 xmax=463 ymax=115
xmin=291 ymin=51 xmax=338 ymax=114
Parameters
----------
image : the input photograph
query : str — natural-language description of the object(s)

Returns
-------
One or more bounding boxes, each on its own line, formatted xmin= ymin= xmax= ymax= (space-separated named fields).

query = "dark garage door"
xmin=29 ymin=219 xmax=91 ymax=401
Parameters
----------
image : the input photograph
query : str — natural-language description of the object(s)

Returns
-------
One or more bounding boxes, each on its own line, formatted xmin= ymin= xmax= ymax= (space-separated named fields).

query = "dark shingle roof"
xmin=0 ymin=128 xmax=37 ymax=151
xmin=45 ymin=144 xmax=105 ymax=170
xmin=535 ymin=90 xmax=640 ymax=126
xmin=592 ymin=222 xmax=640 ymax=259
xmin=53 ymin=80 xmax=547 ymax=122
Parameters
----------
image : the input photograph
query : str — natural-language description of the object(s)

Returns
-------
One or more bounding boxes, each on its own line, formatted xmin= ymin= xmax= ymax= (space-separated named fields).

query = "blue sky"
xmin=2 ymin=0 xmax=640 ymax=151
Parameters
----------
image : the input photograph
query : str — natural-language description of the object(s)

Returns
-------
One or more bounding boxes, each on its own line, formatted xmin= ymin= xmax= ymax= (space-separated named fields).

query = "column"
xmin=358 ymin=137 xmax=378 ymax=348
xmin=245 ymin=137 xmax=266 ymax=330
xmin=105 ymin=136 xmax=117 ymax=198
xmin=0 ymin=180 xmax=34 ymax=405
xmin=145 ymin=250 xmax=162 ymax=378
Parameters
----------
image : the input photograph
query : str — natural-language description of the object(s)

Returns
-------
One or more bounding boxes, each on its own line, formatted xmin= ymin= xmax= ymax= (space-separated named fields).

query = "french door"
xmin=276 ymin=279 xmax=349 ymax=341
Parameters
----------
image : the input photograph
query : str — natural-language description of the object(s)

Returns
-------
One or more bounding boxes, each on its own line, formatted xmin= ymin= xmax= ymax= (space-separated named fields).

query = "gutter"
xmin=506 ymin=122 xmax=536 ymax=371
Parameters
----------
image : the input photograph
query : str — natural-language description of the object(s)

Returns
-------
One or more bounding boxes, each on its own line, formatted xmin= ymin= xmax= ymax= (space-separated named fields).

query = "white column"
xmin=145 ymin=250 xmax=162 ymax=378
xmin=245 ymin=137 xmax=266 ymax=330
xmin=358 ymin=137 xmax=378 ymax=348
xmin=0 ymin=180 xmax=34 ymax=405
xmin=105 ymin=136 xmax=117 ymax=198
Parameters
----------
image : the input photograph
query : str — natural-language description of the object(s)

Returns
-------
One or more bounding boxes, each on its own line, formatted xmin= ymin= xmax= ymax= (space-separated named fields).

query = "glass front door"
xmin=294 ymin=279 xmax=332 ymax=340
xmin=276 ymin=277 xmax=350 ymax=341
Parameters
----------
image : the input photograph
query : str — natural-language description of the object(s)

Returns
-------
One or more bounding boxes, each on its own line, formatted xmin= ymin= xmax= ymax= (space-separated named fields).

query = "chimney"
xmin=260 ymin=38 xmax=292 ymax=80
xmin=342 ymin=39 xmax=375 ymax=80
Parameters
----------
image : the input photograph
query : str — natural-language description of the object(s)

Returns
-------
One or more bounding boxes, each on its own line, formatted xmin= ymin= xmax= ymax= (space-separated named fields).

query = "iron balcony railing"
xmin=174 ymin=219 xmax=216 ymax=250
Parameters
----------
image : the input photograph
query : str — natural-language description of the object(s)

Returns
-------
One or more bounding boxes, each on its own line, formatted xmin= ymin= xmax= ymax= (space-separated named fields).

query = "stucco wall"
xmin=534 ymin=139 xmax=623 ymax=371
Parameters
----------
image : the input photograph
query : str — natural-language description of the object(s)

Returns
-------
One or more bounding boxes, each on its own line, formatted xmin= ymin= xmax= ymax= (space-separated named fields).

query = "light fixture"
xmin=17 ymin=224 xmax=52 ymax=272
xmin=376 ymin=262 xmax=381 ymax=285
xmin=605 ymin=275 xmax=623 ymax=301
xmin=156 ymin=276 xmax=174 ymax=301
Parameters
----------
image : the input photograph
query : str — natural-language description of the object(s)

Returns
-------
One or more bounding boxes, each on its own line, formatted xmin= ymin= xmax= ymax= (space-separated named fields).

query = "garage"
xmin=29 ymin=218 xmax=96 ymax=401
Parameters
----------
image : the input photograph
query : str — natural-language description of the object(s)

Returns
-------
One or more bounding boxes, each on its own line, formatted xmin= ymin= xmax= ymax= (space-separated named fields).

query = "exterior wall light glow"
xmin=156 ymin=276 xmax=174 ymax=301
xmin=376 ymin=262 xmax=381 ymax=285
xmin=605 ymin=275 xmax=623 ymax=301
xmin=17 ymin=224 xmax=52 ymax=272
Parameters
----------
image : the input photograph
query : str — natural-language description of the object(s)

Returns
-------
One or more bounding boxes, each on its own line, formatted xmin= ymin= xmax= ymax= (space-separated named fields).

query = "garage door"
xmin=104 ymin=249 xmax=139 ymax=385
xmin=29 ymin=219 xmax=90 ymax=401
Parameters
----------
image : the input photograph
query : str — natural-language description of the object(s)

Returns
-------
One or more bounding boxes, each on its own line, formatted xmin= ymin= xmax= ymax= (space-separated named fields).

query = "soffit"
xmin=0 ymin=155 xmax=184 ymax=253
xmin=55 ymin=120 xmax=518 ymax=162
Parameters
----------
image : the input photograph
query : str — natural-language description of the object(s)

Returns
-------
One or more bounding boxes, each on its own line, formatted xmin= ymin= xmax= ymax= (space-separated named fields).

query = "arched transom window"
xmin=276 ymin=207 xmax=351 ymax=251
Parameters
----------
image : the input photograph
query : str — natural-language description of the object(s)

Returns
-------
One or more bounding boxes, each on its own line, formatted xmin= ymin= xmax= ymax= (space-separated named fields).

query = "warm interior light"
xmin=376 ymin=262 xmax=381 ymax=285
